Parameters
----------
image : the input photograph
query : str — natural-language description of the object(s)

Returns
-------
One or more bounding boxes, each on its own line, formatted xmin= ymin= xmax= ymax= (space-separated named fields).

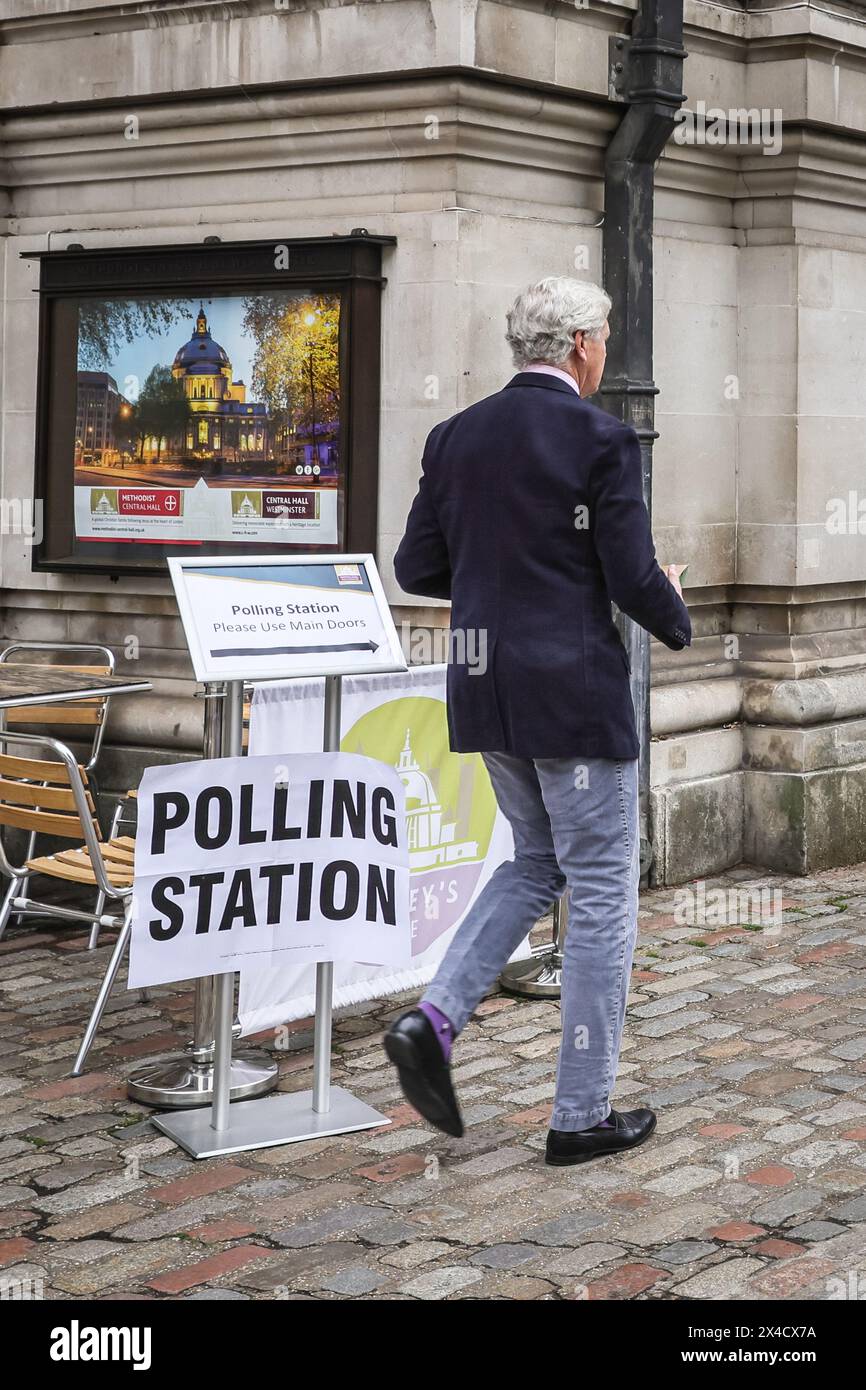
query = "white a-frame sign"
xmin=152 ymin=553 xmax=408 ymax=1158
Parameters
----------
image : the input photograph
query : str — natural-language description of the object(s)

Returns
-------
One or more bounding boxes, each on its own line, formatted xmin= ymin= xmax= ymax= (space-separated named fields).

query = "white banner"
xmin=239 ymin=664 xmax=520 ymax=1033
xmin=129 ymin=751 xmax=411 ymax=989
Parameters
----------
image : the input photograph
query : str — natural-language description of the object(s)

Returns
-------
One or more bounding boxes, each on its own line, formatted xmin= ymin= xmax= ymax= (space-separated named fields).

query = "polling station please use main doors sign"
xmin=167 ymin=553 xmax=407 ymax=683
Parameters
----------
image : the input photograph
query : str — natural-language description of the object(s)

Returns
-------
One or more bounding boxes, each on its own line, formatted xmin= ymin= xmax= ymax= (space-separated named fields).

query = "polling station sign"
xmin=128 ymin=751 xmax=411 ymax=990
xmin=167 ymin=553 xmax=407 ymax=683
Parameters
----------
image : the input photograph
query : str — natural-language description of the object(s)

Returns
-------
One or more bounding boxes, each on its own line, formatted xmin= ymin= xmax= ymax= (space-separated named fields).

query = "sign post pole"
xmin=210 ymin=678 xmax=245 ymax=1134
xmin=312 ymin=674 xmax=341 ymax=1114
xmin=211 ymin=971 xmax=235 ymax=1134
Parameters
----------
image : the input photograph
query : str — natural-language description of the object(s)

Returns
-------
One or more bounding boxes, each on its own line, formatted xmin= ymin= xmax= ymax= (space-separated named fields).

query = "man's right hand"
xmin=664 ymin=563 xmax=688 ymax=598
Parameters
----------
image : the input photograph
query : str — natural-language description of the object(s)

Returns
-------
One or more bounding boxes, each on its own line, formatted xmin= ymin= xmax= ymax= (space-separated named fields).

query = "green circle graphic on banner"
xmin=342 ymin=696 xmax=497 ymax=866
xmin=341 ymin=695 xmax=498 ymax=953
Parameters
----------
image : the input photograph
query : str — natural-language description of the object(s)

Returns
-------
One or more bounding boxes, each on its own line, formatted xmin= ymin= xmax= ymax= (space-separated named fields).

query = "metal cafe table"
xmin=0 ymin=664 xmax=153 ymax=800
xmin=0 ymin=663 xmax=152 ymax=714
xmin=0 ymin=661 xmax=153 ymax=861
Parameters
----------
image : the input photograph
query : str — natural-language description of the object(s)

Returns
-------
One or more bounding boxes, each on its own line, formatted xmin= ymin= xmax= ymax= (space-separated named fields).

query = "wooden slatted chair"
xmin=0 ymin=731 xmax=136 ymax=1074
xmin=0 ymin=642 xmax=119 ymax=939
xmin=0 ymin=643 xmax=116 ymax=778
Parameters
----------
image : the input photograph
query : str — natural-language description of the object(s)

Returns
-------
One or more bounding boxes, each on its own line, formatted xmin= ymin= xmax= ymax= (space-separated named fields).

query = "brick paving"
xmin=1 ymin=862 xmax=865 ymax=1301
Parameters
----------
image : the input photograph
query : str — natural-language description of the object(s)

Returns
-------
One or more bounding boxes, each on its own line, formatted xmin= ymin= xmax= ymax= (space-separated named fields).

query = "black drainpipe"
xmin=600 ymin=0 xmax=687 ymax=882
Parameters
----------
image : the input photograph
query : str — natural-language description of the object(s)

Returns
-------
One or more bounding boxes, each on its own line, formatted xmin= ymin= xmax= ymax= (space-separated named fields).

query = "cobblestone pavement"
xmin=1 ymin=861 xmax=866 ymax=1302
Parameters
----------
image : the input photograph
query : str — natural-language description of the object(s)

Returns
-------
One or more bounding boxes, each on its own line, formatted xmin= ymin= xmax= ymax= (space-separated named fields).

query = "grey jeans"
xmin=422 ymin=751 xmax=640 ymax=1132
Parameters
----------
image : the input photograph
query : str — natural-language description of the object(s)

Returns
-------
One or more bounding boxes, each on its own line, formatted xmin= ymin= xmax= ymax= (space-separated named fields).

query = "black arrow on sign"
xmin=209 ymin=640 xmax=381 ymax=658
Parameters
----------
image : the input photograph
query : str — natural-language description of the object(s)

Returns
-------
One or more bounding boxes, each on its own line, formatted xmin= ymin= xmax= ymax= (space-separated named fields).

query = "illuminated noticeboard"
xmin=26 ymin=234 xmax=394 ymax=575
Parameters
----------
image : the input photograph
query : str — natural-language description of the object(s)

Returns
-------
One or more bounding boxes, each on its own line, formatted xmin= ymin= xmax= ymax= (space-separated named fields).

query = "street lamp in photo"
xmin=303 ymin=310 xmax=322 ymax=471
xmin=118 ymin=402 xmax=132 ymax=469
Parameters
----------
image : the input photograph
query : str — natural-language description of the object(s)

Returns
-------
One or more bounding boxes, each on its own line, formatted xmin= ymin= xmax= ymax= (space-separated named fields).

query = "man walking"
xmin=385 ymin=277 xmax=691 ymax=1166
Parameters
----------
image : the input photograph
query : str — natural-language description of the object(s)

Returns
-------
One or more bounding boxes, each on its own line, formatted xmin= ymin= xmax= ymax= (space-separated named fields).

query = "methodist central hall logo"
xmin=92 ymin=488 xmax=118 ymax=514
xmin=341 ymin=696 xmax=497 ymax=955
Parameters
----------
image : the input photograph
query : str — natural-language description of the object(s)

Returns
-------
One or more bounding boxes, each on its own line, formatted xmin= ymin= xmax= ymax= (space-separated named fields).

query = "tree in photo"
xmin=243 ymin=293 xmax=341 ymax=465
xmin=132 ymin=365 xmax=190 ymax=465
xmin=77 ymin=298 xmax=195 ymax=372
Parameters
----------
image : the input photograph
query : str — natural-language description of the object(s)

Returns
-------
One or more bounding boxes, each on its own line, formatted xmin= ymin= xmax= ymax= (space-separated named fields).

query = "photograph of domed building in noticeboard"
xmin=72 ymin=290 xmax=342 ymax=546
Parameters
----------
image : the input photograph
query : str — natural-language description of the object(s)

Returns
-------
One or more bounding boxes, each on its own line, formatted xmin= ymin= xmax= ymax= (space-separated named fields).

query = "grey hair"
xmin=505 ymin=277 xmax=612 ymax=370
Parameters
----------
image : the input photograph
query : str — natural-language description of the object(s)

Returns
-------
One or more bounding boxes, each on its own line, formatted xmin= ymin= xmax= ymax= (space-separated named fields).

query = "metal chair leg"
xmin=88 ymin=802 xmax=124 ymax=950
xmin=13 ymin=828 xmax=37 ymax=924
xmin=0 ymin=874 xmax=25 ymax=942
xmin=72 ymin=907 xmax=131 ymax=1076
xmin=88 ymin=897 xmax=105 ymax=951
xmin=13 ymin=872 xmax=32 ymax=924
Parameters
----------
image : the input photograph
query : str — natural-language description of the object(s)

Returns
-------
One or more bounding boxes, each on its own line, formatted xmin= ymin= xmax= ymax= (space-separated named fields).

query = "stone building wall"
xmin=1 ymin=0 xmax=865 ymax=878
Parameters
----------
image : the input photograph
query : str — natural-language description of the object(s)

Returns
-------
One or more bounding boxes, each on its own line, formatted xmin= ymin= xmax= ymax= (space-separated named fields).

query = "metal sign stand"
xmin=153 ymin=674 xmax=390 ymax=1159
xmin=498 ymin=891 xmax=566 ymax=999
xmin=127 ymin=684 xmax=278 ymax=1108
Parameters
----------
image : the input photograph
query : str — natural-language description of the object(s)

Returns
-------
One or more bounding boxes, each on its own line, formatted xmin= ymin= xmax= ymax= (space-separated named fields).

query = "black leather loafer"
xmin=545 ymin=1107 xmax=656 ymax=1166
xmin=383 ymin=1007 xmax=464 ymax=1138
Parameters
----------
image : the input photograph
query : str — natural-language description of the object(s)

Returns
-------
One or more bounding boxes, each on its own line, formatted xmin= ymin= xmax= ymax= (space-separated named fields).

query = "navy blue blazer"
xmin=394 ymin=372 xmax=691 ymax=759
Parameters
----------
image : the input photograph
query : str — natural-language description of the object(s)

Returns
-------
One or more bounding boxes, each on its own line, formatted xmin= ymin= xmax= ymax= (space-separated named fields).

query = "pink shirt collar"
xmin=522 ymin=363 xmax=581 ymax=395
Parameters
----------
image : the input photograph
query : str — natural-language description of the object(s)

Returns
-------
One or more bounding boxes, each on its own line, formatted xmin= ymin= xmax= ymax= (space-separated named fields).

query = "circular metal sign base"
xmin=498 ymin=948 xmax=563 ymax=999
xmin=127 ymin=1047 xmax=278 ymax=1109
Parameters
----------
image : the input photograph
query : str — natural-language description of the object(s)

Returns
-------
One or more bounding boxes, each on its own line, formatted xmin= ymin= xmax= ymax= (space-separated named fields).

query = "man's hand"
xmin=664 ymin=563 xmax=688 ymax=598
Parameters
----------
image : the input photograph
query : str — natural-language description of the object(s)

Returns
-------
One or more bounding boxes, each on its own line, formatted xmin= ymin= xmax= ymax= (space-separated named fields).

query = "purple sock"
xmin=554 ymin=1113 xmax=614 ymax=1135
xmin=417 ymin=1001 xmax=454 ymax=1062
